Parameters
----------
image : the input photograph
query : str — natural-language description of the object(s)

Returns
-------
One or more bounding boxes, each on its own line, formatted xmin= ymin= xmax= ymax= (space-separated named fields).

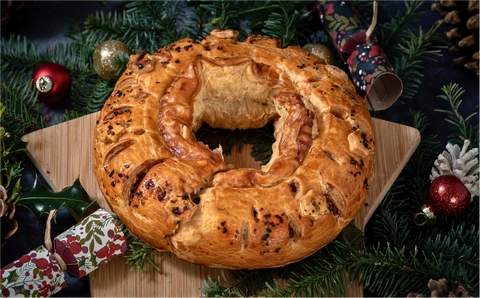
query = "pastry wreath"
xmin=93 ymin=29 xmax=375 ymax=269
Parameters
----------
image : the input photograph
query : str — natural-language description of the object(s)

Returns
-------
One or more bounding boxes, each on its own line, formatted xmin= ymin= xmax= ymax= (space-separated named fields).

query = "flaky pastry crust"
xmin=93 ymin=29 xmax=375 ymax=269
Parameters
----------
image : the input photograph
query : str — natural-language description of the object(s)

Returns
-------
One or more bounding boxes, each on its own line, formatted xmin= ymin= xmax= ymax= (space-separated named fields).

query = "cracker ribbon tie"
xmin=366 ymin=1 xmax=378 ymax=44
xmin=45 ymin=209 xmax=67 ymax=271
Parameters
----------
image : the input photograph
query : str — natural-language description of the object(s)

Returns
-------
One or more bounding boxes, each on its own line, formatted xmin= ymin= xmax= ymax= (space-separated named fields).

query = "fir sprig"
xmin=435 ymin=83 xmax=479 ymax=148
xmin=125 ymin=240 xmax=161 ymax=275
xmin=392 ymin=23 xmax=447 ymax=100
xmin=200 ymin=222 xmax=364 ymax=297
xmin=195 ymin=124 xmax=275 ymax=166
xmin=262 ymin=1 xmax=310 ymax=47
xmin=115 ymin=216 xmax=161 ymax=275
xmin=71 ymin=76 xmax=113 ymax=115
xmin=378 ymin=1 xmax=424 ymax=51
xmin=262 ymin=1 xmax=298 ymax=47
xmin=0 ymin=73 xmax=46 ymax=136
xmin=200 ymin=0 xmax=239 ymax=37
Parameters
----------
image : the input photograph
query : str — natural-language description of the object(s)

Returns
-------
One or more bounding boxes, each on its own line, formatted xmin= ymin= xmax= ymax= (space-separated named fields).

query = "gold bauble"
xmin=302 ymin=44 xmax=335 ymax=65
xmin=93 ymin=40 xmax=132 ymax=80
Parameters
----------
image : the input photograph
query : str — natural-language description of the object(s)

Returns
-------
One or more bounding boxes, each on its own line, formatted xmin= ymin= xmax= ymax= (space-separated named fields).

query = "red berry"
xmin=35 ymin=258 xmax=49 ymax=270
xmin=69 ymin=241 xmax=82 ymax=254
xmin=19 ymin=255 xmax=31 ymax=264
xmin=96 ymin=246 xmax=109 ymax=259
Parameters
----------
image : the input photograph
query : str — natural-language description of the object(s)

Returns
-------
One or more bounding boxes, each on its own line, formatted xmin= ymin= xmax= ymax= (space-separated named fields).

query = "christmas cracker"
xmin=313 ymin=0 xmax=402 ymax=111
xmin=1 ymin=209 xmax=127 ymax=297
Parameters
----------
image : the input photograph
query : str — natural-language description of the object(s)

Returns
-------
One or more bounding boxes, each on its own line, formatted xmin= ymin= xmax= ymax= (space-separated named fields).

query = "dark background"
xmin=1 ymin=1 xmax=478 ymax=297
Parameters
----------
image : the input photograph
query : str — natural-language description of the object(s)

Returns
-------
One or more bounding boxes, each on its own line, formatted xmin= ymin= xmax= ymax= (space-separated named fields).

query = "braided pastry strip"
xmin=93 ymin=29 xmax=375 ymax=269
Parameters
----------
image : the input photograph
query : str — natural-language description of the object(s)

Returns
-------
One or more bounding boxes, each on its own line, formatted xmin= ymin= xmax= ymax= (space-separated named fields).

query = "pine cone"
xmin=0 ymin=1 xmax=32 ymax=34
xmin=0 ymin=185 xmax=18 ymax=247
xmin=407 ymin=278 xmax=473 ymax=297
xmin=433 ymin=0 xmax=479 ymax=75
xmin=430 ymin=139 xmax=479 ymax=198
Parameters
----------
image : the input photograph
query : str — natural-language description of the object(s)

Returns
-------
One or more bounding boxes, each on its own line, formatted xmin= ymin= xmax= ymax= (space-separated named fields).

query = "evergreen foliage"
xmin=1 ymin=1 xmax=478 ymax=297
xmin=435 ymin=83 xmax=479 ymax=148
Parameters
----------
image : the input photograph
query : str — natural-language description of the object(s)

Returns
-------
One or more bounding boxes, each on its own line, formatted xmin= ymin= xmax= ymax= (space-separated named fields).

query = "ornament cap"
xmin=421 ymin=203 xmax=436 ymax=219
xmin=35 ymin=76 xmax=53 ymax=93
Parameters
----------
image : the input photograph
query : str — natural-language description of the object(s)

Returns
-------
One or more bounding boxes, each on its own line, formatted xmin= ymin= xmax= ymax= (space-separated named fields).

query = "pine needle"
xmin=435 ymin=83 xmax=479 ymax=148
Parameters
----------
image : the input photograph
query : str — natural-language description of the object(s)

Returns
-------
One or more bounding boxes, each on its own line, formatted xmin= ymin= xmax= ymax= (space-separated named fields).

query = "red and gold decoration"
xmin=302 ymin=43 xmax=335 ymax=65
xmin=312 ymin=0 xmax=403 ymax=111
xmin=419 ymin=175 xmax=471 ymax=221
xmin=416 ymin=139 xmax=478 ymax=224
xmin=93 ymin=40 xmax=132 ymax=80
xmin=1 ymin=209 xmax=127 ymax=297
xmin=31 ymin=63 xmax=72 ymax=105
xmin=430 ymin=139 xmax=479 ymax=198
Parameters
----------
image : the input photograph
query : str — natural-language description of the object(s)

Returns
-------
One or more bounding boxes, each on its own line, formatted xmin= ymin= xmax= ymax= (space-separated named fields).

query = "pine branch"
xmin=199 ymin=222 xmax=363 ymax=297
xmin=195 ymin=124 xmax=275 ymax=165
xmin=55 ymin=110 xmax=82 ymax=124
xmin=378 ymin=1 xmax=424 ymax=51
xmin=265 ymin=222 xmax=364 ymax=297
xmin=352 ymin=243 xmax=430 ymax=296
xmin=262 ymin=2 xmax=309 ymax=47
xmin=392 ymin=23 xmax=447 ymax=100
xmin=200 ymin=271 xmax=247 ymax=297
xmin=125 ymin=240 xmax=161 ymax=275
xmin=200 ymin=0 xmax=239 ymax=38
xmin=71 ymin=76 xmax=113 ymax=116
xmin=1 ymin=35 xmax=43 ymax=75
xmin=435 ymin=83 xmax=479 ymax=148
xmin=114 ymin=216 xmax=161 ymax=275
xmin=0 ymin=73 xmax=46 ymax=136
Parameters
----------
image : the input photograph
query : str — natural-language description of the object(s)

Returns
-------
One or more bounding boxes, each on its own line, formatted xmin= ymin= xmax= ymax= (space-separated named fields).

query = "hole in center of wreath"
xmin=194 ymin=121 xmax=275 ymax=170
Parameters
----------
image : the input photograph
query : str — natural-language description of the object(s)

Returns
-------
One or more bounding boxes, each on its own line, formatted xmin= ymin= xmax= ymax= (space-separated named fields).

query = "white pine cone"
xmin=430 ymin=139 xmax=479 ymax=199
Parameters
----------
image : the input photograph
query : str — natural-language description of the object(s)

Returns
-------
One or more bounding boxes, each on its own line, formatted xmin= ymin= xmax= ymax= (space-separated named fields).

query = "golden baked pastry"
xmin=93 ymin=29 xmax=375 ymax=269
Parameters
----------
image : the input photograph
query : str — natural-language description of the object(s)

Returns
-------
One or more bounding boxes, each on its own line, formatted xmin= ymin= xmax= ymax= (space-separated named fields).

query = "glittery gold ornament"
xmin=302 ymin=44 xmax=335 ymax=65
xmin=93 ymin=40 xmax=132 ymax=80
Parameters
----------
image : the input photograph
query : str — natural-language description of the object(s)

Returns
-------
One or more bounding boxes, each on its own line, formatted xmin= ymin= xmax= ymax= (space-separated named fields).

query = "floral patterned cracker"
xmin=1 ymin=209 xmax=127 ymax=297
xmin=313 ymin=0 xmax=402 ymax=110
xmin=1 ymin=246 xmax=66 ymax=297
xmin=54 ymin=209 xmax=127 ymax=278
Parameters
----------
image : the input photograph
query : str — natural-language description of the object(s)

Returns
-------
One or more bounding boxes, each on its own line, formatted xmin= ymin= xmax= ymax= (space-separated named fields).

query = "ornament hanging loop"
xmin=414 ymin=212 xmax=428 ymax=226
xmin=366 ymin=1 xmax=378 ymax=44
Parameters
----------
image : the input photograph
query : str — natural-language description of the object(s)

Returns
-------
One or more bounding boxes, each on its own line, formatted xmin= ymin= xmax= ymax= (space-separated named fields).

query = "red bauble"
xmin=31 ymin=63 xmax=71 ymax=104
xmin=423 ymin=175 xmax=471 ymax=218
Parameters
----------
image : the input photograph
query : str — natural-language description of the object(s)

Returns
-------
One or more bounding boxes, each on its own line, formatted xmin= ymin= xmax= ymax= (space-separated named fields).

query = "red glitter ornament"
xmin=31 ymin=63 xmax=71 ymax=105
xmin=422 ymin=175 xmax=471 ymax=219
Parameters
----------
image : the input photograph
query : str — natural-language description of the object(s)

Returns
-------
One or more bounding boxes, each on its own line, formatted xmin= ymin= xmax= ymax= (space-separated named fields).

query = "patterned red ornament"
xmin=31 ymin=63 xmax=71 ymax=104
xmin=422 ymin=175 xmax=471 ymax=219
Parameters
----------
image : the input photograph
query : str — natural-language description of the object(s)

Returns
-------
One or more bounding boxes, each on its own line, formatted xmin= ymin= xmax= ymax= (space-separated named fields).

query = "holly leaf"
xmin=15 ymin=177 xmax=98 ymax=222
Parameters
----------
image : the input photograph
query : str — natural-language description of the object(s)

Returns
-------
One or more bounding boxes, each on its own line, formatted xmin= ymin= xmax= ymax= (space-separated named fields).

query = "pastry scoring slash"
xmin=93 ymin=29 xmax=375 ymax=269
